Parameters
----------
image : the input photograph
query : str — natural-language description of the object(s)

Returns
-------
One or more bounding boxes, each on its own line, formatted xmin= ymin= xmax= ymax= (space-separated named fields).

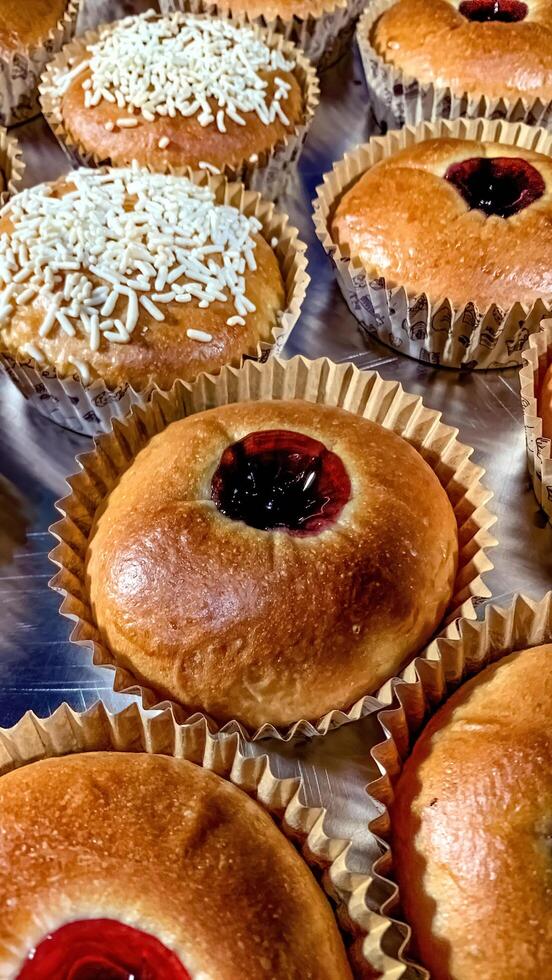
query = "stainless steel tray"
xmin=1 ymin=8 xmax=551 ymax=966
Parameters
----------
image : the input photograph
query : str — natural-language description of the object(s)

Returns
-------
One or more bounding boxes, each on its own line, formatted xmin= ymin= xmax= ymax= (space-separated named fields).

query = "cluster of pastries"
xmin=1 ymin=2 xmax=552 ymax=980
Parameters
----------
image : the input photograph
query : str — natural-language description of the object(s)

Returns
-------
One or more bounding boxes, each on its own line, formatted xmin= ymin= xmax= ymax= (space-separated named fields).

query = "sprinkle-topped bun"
xmin=0 ymin=751 xmax=352 ymax=978
xmin=86 ymin=399 xmax=458 ymax=728
xmin=332 ymin=136 xmax=552 ymax=310
xmin=392 ymin=643 xmax=552 ymax=980
xmin=0 ymin=166 xmax=285 ymax=389
xmin=48 ymin=12 xmax=306 ymax=175
xmin=0 ymin=0 xmax=68 ymax=55
xmin=371 ymin=0 xmax=552 ymax=105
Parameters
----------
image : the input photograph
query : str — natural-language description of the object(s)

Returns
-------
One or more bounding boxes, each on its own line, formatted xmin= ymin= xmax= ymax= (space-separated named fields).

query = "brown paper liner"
xmin=356 ymin=0 xmax=552 ymax=132
xmin=520 ymin=319 xmax=552 ymax=523
xmin=40 ymin=13 xmax=320 ymax=201
xmin=0 ymin=699 xmax=367 ymax=973
xmin=49 ymin=355 xmax=497 ymax=740
xmin=353 ymin=591 xmax=552 ymax=979
xmin=0 ymin=128 xmax=24 ymax=205
xmin=0 ymin=0 xmax=81 ymax=127
xmin=159 ymin=0 xmax=363 ymax=68
xmin=313 ymin=117 xmax=552 ymax=370
xmin=0 ymin=169 xmax=308 ymax=436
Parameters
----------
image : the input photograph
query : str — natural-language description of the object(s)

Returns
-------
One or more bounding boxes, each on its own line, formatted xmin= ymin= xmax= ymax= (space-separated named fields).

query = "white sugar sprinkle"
xmin=55 ymin=12 xmax=295 ymax=136
xmin=186 ymin=328 xmax=212 ymax=342
xmin=158 ymin=136 xmax=170 ymax=150
xmin=0 ymin=165 xmax=261 ymax=353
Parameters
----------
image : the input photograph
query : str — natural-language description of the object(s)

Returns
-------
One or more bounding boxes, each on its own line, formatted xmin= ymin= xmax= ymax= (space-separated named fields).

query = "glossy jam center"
xmin=458 ymin=0 xmax=528 ymax=22
xmin=210 ymin=429 xmax=351 ymax=535
xmin=445 ymin=156 xmax=545 ymax=217
xmin=17 ymin=919 xmax=191 ymax=979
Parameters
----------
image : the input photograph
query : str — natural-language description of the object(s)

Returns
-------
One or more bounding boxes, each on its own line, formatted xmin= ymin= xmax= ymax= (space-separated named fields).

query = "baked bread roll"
xmin=0 ymin=0 xmax=68 ymax=55
xmin=0 ymin=751 xmax=352 ymax=978
xmin=332 ymin=136 xmax=552 ymax=310
xmin=86 ymin=398 xmax=459 ymax=728
xmin=371 ymin=0 xmax=552 ymax=105
xmin=50 ymin=12 xmax=306 ymax=174
xmin=392 ymin=643 xmax=552 ymax=980
xmin=0 ymin=167 xmax=285 ymax=390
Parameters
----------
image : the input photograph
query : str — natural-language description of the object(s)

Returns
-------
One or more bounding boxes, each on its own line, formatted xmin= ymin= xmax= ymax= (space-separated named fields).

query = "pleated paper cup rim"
xmin=356 ymin=0 xmax=552 ymax=130
xmin=313 ymin=116 xmax=552 ymax=370
xmin=158 ymin=0 xmax=363 ymax=68
xmin=0 ymin=128 xmax=25 ymax=206
xmin=0 ymin=167 xmax=309 ymax=436
xmin=49 ymin=355 xmax=497 ymax=741
xmin=0 ymin=698 xmax=368 ymax=975
xmin=39 ymin=12 xmax=320 ymax=196
xmin=520 ymin=319 xmax=552 ymax=522
xmin=353 ymin=591 xmax=552 ymax=979
xmin=0 ymin=0 xmax=81 ymax=127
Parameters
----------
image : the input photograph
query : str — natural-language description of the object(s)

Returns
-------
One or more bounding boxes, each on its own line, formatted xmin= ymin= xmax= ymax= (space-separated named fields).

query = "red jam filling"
xmin=459 ymin=0 xmax=528 ymax=22
xmin=17 ymin=919 xmax=191 ymax=980
xmin=210 ymin=428 xmax=351 ymax=535
xmin=444 ymin=156 xmax=545 ymax=218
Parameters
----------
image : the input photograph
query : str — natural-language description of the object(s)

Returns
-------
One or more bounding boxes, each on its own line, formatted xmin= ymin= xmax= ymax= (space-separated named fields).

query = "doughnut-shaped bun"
xmin=86 ymin=398 xmax=458 ymax=728
xmin=392 ymin=643 xmax=552 ymax=980
xmin=371 ymin=0 xmax=552 ymax=104
xmin=0 ymin=752 xmax=352 ymax=978
xmin=332 ymin=137 xmax=552 ymax=309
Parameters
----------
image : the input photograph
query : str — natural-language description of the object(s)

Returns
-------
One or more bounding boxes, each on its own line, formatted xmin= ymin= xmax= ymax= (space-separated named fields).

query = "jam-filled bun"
xmin=0 ymin=752 xmax=352 ymax=978
xmin=332 ymin=137 xmax=552 ymax=310
xmin=86 ymin=398 xmax=459 ymax=728
xmin=371 ymin=0 xmax=552 ymax=105
xmin=392 ymin=643 xmax=552 ymax=980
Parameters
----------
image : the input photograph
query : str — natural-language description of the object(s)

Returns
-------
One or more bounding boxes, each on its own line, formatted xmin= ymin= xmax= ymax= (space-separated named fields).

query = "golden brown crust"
xmin=0 ymin=752 xmax=352 ymax=979
xmin=371 ymin=0 xmax=552 ymax=103
xmin=332 ymin=136 xmax=552 ymax=309
xmin=216 ymin=0 xmax=345 ymax=20
xmin=61 ymin=65 xmax=304 ymax=173
xmin=392 ymin=644 xmax=552 ymax=980
xmin=0 ymin=175 xmax=285 ymax=390
xmin=0 ymin=0 xmax=68 ymax=54
xmin=86 ymin=399 xmax=458 ymax=729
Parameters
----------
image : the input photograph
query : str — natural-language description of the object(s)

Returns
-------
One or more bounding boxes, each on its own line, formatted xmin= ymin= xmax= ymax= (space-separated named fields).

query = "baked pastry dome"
xmin=391 ymin=643 xmax=552 ymax=980
xmin=0 ymin=751 xmax=352 ymax=979
xmin=371 ymin=0 xmax=552 ymax=105
xmin=332 ymin=136 xmax=552 ymax=310
xmin=0 ymin=166 xmax=285 ymax=390
xmin=51 ymin=12 xmax=305 ymax=173
xmin=0 ymin=0 xmax=68 ymax=55
xmin=86 ymin=398 xmax=459 ymax=728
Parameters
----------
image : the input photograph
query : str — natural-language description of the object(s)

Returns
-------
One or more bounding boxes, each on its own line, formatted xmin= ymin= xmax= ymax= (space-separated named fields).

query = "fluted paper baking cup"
xmin=0 ymin=169 xmax=308 ymax=436
xmin=357 ymin=0 xmax=552 ymax=131
xmin=0 ymin=0 xmax=81 ymax=127
xmin=0 ymin=128 xmax=24 ymax=206
xmin=159 ymin=0 xmax=363 ymax=68
xmin=520 ymin=319 xmax=552 ymax=523
xmin=355 ymin=591 xmax=552 ymax=979
xmin=40 ymin=13 xmax=320 ymax=201
xmin=49 ymin=355 xmax=497 ymax=740
xmin=0 ymin=699 xmax=367 ymax=975
xmin=313 ymin=117 xmax=552 ymax=370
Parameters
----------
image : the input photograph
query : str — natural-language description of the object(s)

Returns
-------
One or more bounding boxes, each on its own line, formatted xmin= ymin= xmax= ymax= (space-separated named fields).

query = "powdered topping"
xmin=0 ymin=166 xmax=263 ymax=367
xmin=56 ymin=11 xmax=295 ymax=134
